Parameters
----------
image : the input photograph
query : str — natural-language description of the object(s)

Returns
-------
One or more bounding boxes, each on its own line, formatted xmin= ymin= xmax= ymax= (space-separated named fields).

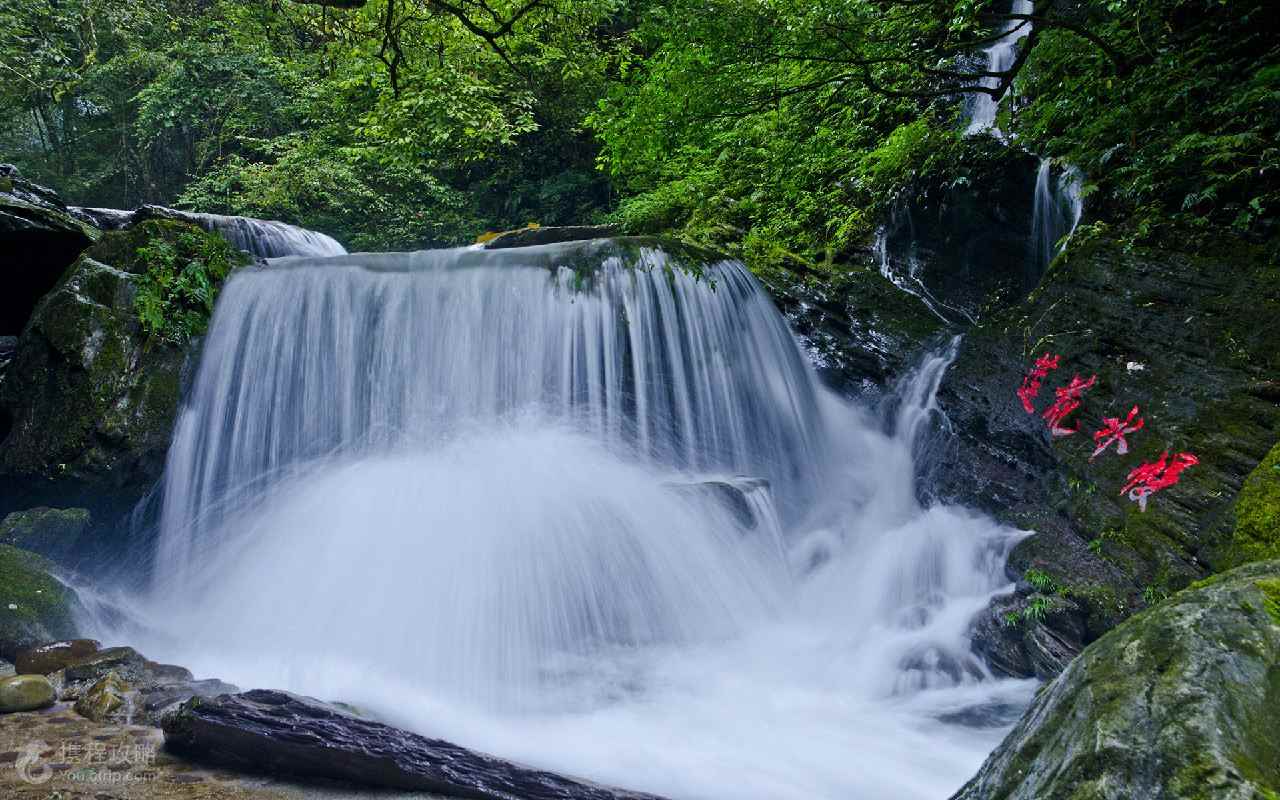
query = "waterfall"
xmin=71 ymin=206 xmax=347 ymax=258
xmin=964 ymin=0 xmax=1034 ymax=135
xmin=184 ymin=212 xmax=347 ymax=258
xmin=95 ymin=238 xmax=1034 ymax=800
xmin=1030 ymin=159 xmax=1084 ymax=269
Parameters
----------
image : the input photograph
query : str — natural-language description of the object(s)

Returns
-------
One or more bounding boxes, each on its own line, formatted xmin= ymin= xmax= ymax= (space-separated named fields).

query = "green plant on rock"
xmin=1025 ymin=568 xmax=1061 ymax=595
xmin=1142 ymin=584 xmax=1170 ymax=606
xmin=134 ymin=229 xmax=246 ymax=344
xmin=1023 ymin=595 xmax=1054 ymax=624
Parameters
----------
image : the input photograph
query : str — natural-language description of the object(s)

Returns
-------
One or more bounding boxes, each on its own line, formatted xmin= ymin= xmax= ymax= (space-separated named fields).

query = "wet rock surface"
xmin=0 ymin=700 xmax=403 ymax=799
xmin=878 ymin=144 xmax=1042 ymax=324
xmin=665 ymin=476 xmax=774 ymax=530
xmin=163 ymin=689 xmax=665 ymax=799
xmin=938 ymin=229 xmax=1280 ymax=670
xmin=757 ymin=255 xmax=948 ymax=392
xmin=952 ymin=559 xmax=1280 ymax=800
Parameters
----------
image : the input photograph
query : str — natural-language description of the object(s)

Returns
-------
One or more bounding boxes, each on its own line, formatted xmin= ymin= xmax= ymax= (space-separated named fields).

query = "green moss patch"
xmin=0 ymin=544 xmax=78 ymax=658
xmin=1227 ymin=441 xmax=1280 ymax=567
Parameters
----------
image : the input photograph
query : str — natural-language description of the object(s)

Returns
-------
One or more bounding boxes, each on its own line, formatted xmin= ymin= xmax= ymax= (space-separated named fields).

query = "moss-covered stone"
xmin=0 ymin=223 xmax=216 ymax=532
xmin=0 ymin=673 xmax=56 ymax=712
xmin=1225 ymin=441 xmax=1280 ymax=567
xmin=0 ymin=544 xmax=78 ymax=660
xmin=73 ymin=671 xmax=132 ymax=722
xmin=0 ymin=507 xmax=90 ymax=561
xmin=953 ymin=559 xmax=1280 ymax=800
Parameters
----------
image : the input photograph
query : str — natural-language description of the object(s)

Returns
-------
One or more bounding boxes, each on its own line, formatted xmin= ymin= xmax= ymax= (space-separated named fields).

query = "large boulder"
xmin=1224 ymin=439 xmax=1280 ymax=566
xmin=939 ymin=228 xmax=1280 ymax=675
xmin=952 ymin=559 xmax=1280 ymax=800
xmin=0 ymin=220 xmax=235 ymax=540
xmin=0 ymin=544 xmax=79 ymax=660
xmin=163 ymin=689 xmax=664 ymax=798
xmin=0 ymin=166 xmax=96 ymax=338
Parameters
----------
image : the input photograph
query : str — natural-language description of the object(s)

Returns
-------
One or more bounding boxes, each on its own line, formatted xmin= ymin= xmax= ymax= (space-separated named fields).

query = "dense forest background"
xmin=2 ymin=0 xmax=1275 ymax=256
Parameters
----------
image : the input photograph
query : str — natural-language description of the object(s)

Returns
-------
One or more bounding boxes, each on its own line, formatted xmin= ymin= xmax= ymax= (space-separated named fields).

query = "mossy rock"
xmin=0 ymin=507 xmax=90 ymax=562
xmin=0 ymin=230 xmax=200 ymax=530
xmin=73 ymin=671 xmax=132 ymax=722
xmin=953 ymin=559 xmax=1280 ymax=800
xmin=83 ymin=219 xmax=209 ymax=275
xmin=0 ymin=673 xmax=57 ymax=712
xmin=1224 ymin=440 xmax=1280 ymax=567
xmin=0 ymin=544 xmax=78 ymax=660
xmin=938 ymin=228 xmax=1280 ymax=661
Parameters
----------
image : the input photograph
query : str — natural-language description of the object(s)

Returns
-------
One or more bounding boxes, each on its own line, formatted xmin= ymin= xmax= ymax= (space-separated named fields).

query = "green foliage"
xmin=1024 ymin=568 xmax=1060 ymax=595
xmin=132 ymin=224 xmax=246 ymax=344
xmin=2 ymin=0 xmax=1275 ymax=263
xmin=1013 ymin=0 xmax=1279 ymax=234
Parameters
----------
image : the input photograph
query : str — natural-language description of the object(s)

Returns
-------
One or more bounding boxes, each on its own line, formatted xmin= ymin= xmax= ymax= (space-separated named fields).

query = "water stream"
xmin=964 ymin=0 xmax=1035 ymax=135
xmin=88 ymin=239 xmax=1034 ymax=799
xmin=1030 ymin=158 xmax=1084 ymax=270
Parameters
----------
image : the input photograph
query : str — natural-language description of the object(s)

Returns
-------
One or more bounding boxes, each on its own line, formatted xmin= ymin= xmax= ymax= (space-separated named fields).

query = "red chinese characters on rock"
xmin=1017 ymin=353 xmax=1061 ymax=413
xmin=1041 ymin=374 xmax=1097 ymax=437
xmin=1120 ymin=452 xmax=1199 ymax=512
xmin=1090 ymin=405 xmax=1145 ymax=461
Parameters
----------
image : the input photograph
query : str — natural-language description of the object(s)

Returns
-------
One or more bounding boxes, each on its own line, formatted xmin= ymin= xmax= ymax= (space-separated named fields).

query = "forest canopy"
xmin=1 ymin=0 xmax=1275 ymax=254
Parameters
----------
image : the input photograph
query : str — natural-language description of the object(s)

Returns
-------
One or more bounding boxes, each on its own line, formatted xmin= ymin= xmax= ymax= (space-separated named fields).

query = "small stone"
xmin=0 ymin=674 xmax=57 ymax=712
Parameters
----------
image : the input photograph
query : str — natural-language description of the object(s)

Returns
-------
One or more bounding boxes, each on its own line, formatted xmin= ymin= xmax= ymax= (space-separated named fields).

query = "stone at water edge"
xmin=74 ymin=671 xmax=132 ymax=722
xmin=952 ymin=559 xmax=1280 ymax=800
xmin=14 ymin=638 xmax=100 ymax=675
xmin=163 ymin=689 xmax=668 ymax=799
xmin=0 ymin=673 xmax=56 ymax=712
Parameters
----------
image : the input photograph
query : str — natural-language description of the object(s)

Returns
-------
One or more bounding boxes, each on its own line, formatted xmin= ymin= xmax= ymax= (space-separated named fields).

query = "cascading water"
xmin=71 ymin=207 xmax=347 ymax=258
xmin=184 ymin=212 xmax=347 ymax=258
xmin=1030 ymin=159 xmax=1084 ymax=270
xmin=93 ymin=238 xmax=1035 ymax=799
xmin=964 ymin=0 xmax=1034 ymax=135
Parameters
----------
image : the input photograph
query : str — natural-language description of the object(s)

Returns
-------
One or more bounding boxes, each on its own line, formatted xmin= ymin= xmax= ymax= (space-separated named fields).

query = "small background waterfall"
xmin=965 ymin=0 xmax=1034 ymax=135
xmin=1031 ymin=159 xmax=1084 ymax=269
xmin=91 ymin=239 xmax=1034 ymax=800
xmin=71 ymin=207 xmax=348 ymax=258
